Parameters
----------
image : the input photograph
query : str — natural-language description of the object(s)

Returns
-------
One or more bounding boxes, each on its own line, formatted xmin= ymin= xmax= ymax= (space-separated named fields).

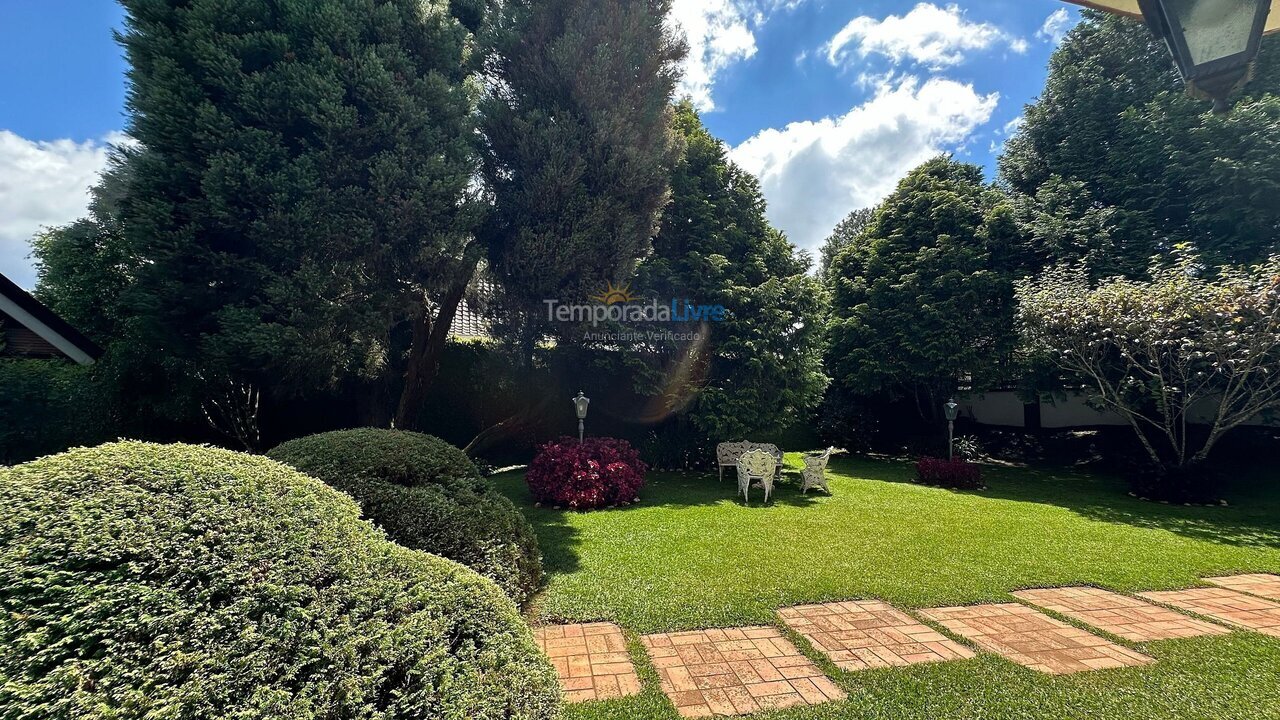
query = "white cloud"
xmin=827 ymin=3 xmax=1026 ymax=70
xmin=729 ymin=76 xmax=998 ymax=254
xmin=1037 ymin=8 xmax=1074 ymax=44
xmin=669 ymin=0 xmax=806 ymax=111
xmin=0 ymin=130 xmax=124 ymax=288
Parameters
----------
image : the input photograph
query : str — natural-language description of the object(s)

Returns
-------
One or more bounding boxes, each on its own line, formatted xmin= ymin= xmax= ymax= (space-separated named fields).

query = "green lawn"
xmin=492 ymin=456 xmax=1280 ymax=720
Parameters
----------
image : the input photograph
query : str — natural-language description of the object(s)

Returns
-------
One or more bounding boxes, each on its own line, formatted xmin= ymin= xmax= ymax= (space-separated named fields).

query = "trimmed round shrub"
xmin=0 ymin=441 xmax=559 ymax=719
xmin=267 ymin=429 xmax=541 ymax=604
xmin=526 ymin=436 xmax=647 ymax=509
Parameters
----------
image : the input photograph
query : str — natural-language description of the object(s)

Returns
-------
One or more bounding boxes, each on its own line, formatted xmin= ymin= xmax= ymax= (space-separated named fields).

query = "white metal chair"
xmin=799 ymin=447 xmax=835 ymax=494
xmin=717 ymin=441 xmax=783 ymax=482
xmin=737 ymin=448 xmax=777 ymax=504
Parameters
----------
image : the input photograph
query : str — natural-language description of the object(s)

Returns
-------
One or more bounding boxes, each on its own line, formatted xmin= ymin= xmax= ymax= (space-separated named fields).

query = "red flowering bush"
xmin=526 ymin=437 xmax=647 ymax=509
xmin=915 ymin=456 xmax=983 ymax=489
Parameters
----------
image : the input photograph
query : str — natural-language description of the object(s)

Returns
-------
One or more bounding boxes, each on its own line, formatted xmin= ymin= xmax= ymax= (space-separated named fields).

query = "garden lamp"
xmin=572 ymin=391 xmax=590 ymax=443
xmin=944 ymin=398 xmax=960 ymax=460
xmin=1063 ymin=0 xmax=1279 ymax=112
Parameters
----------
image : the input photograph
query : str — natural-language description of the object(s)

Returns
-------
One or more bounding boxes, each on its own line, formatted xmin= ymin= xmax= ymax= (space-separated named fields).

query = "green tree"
xmin=826 ymin=157 xmax=1021 ymax=418
xmin=1017 ymin=249 xmax=1280 ymax=499
xmin=819 ymin=206 xmax=877 ymax=280
xmin=452 ymin=0 xmax=684 ymax=450
xmin=477 ymin=0 xmax=683 ymax=352
xmin=110 ymin=0 xmax=482 ymax=437
xmin=614 ymin=102 xmax=828 ymax=447
xmin=32 ymin=147 xmax=138 ymax=344
xmin=1001 ymin=11 xmax=1280 ymax=274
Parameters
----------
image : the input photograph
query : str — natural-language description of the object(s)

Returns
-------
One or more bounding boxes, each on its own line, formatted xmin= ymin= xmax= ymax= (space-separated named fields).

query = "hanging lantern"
xmin=1064 ymin=0 xmax=1278 ymax=111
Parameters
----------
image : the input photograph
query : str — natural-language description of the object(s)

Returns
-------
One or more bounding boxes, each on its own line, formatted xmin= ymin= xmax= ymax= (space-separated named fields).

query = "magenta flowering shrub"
xmin=915 ymin=456 xmax=983 ymax=489
xmin=526 ymin=437 xmax=647 ymax=509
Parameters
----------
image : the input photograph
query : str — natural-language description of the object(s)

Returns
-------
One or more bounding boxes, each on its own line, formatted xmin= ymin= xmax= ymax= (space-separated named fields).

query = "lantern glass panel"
xmin=1165 ymin=0 xmax=1261 ymax=65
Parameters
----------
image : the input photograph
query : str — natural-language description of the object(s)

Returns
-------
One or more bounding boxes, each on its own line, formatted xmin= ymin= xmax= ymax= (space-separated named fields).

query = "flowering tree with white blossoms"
xmin=1017 ymin=248 xmax=1280 ymax=486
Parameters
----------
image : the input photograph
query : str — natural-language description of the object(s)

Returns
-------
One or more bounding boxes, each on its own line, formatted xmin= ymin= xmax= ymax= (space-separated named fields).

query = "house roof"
xmin=0 ymin=273 xmax=103 ymax=364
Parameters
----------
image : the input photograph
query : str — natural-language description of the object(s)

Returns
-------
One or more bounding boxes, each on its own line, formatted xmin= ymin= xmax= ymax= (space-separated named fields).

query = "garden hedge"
xmin=0 ymin=358 xmax=115 ymax=464
xmin=0 ymin=441 xmax=560 ymax=720
xmin=267 ymin=429 xmax=542 ymax=604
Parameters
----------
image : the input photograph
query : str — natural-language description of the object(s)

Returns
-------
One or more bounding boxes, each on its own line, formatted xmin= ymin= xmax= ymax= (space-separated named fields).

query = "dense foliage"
xmin=1017 ymin=250 xmax=1280 ymax=499
xmin=0 ymin=360 xmax=115 ymax=464
xmin=0 ymin=442 xmax=559 ymax=719
xmin=479 ymin=0 xmax=683 ymax=350
xmin=819 ymin=206 xmax=878 ymax=280
xmin=40 ymin=0 xmax=484 ymax=433
xmin=526 ymin=437 xmax=647 ymax=509
xmin=267 ymin=429 xmax=541 ymax=603
xmin=30 ymin=150 xmax=134 ymax=344
xmin=1001 ymin=11 xmax=1280 ymax=276
xmin=915 ymin=456 xmax=984 ymax=490
xmin=826 ymin=157 xmax=1022 ymax=418
xmin=606 ymin=102 xmax=827 ymax=447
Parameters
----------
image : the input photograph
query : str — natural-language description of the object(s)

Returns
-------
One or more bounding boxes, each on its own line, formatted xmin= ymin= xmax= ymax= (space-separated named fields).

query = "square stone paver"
xmin=917 ymin=603 xmax=1153 ymax=675
xmin=1012 ymin=587 xmax=1230 ymax=642
xmin=641 ymin=627 xmax=845 ymax=717
xmin=1139 ymin=588 xmax=1280 ymax=638
xmin=777 ymin=600 xmax=975 ymax=671
xmin=1203 ymin=573 xmax=1280 ymax=601
xmin=533 ymin=622 xmax=641 ymax=703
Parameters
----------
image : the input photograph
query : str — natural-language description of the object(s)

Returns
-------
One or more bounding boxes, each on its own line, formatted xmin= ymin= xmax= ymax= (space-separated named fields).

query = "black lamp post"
xmin=1067 ymin=0 xmax=1277 ymax=113
xmin=944 ymin=398 xmax=960 ymax=461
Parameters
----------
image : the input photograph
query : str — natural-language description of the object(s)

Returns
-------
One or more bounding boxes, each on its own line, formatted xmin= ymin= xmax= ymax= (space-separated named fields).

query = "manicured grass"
xmin=492 ymin=456 xmax=1280 ymax=719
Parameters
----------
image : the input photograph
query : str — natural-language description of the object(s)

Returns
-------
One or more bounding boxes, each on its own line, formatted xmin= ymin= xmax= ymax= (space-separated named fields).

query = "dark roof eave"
xmin=0 ymin=273 xmax=104 ymax=363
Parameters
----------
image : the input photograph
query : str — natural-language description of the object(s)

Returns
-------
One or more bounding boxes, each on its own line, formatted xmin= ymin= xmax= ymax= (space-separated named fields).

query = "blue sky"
xmin=0 ymin=0 xmax=1079 ymax=288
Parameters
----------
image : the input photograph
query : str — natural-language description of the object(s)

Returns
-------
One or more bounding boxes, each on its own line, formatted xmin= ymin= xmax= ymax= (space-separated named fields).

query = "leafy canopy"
xmin=479 ymin=0 xmax=683 ymax=349
xmin=1001 ymin=11 xmax=1280 ymax=275
xmin=1017 ymin=249 xmax=1280 ymax=474
xmin=112 ymin=0 xmax=481 ymax=402
xmin=614 ymin=102 xmax=828 ymax=442
xmin=826 ymin=156 xmax=1021 ymax=413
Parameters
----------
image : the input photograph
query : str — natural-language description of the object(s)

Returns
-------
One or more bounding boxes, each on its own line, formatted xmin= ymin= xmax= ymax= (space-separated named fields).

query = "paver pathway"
xmin=1203 ymin=573 xmax=1280 ymax=602
xmin=1139 ymin=587 xmax=1280 ymax=638
xmin=918 ymin=603 xmax=1153 ymax=674
xmin=1012 ymin=587 xmax=1230 ymax=642
xmin=778 ymin=600 xmax=974 ymax=671
xmin=533 ymin=622 xmax=642 ymax=703
xmin=641 ymin=627 xmax=845 ymax=717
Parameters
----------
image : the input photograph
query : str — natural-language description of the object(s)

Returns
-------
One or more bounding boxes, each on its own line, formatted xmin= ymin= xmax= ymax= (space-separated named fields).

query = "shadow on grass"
xmin=828 ymin=455 xmax=1280 ymax=550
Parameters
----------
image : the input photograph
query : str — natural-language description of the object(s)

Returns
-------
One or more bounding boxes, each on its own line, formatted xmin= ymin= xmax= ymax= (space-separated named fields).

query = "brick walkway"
xmin=533 ymin=579 xmax=1280 ymax=711
xmin=1203 ymin=573 xmax=1280 ymax=601
xmin=1012 ymin=587 xmax=1230 ymax=642
xmin=1139 ymin=588 xmax=1280 ymax=638
xmin=641 ymin=627 xmax=845 ymax=717
xmin=532 ymin=622 xmax=642 ymax=703
xmin=918 ymin=603 xmax=1153 ymax=674
xmin=777 ymin=600 xmax=975 ymax=671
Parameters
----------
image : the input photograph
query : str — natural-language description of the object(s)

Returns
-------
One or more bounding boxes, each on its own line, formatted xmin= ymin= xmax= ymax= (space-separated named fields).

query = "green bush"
xmin=268 ymin=429 xmax=542 ymax=604
xmin=0 ymin=441 xmax=560 ymax=720
xmin=0 ymin=359 xmax=115 ymax=464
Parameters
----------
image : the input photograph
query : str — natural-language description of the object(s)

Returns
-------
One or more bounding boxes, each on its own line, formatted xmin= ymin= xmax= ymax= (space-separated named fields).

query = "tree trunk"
xmin=394 ymin=268 xmax=473 ymax=430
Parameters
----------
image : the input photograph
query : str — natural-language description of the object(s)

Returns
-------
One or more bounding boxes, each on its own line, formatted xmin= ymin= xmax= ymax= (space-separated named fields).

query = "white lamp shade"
xmin=1064 ymin=0 xmax=1280 ymax=33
